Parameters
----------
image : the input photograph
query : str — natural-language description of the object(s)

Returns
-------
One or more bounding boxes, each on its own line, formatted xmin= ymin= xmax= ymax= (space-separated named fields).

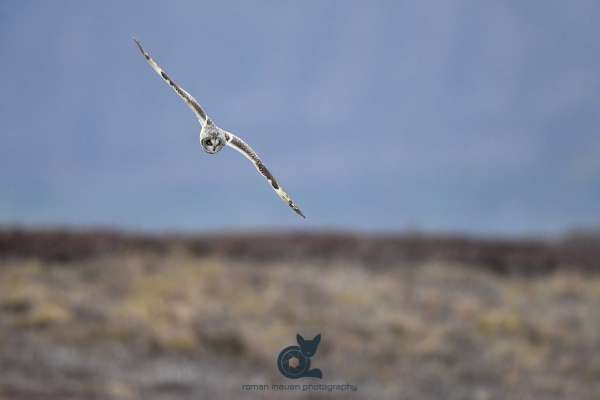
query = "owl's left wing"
xmin=225 ymin=132 xmax=305 ymax=218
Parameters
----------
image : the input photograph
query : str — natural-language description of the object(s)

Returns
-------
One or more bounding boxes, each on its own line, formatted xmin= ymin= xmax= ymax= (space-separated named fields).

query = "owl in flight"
xmin=134 ymin=39 xmax=305 ymax=218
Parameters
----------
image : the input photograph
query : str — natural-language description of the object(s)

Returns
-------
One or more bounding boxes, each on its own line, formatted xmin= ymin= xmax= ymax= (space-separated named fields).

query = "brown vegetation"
xmin=1 ymin=227 xmax=599 ymax=274
xmin=0 ymin=227 xmax=599 ymax=399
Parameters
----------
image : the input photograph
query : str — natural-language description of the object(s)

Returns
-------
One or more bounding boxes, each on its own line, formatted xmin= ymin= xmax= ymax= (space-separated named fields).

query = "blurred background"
xmin=1 ymin=1 xmax=599 ymax=399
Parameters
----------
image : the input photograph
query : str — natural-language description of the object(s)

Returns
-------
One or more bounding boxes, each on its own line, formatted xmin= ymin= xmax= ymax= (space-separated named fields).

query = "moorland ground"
xmin=0 ymin=228 xmax=599 ymax=400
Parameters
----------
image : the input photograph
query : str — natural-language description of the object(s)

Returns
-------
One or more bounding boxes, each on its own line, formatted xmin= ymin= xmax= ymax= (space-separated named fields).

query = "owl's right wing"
xmin=134 ymin=39 xmax=208 ymax=125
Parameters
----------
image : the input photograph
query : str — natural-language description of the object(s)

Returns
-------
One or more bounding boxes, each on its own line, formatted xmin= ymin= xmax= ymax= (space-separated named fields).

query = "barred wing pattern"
xmin=226 ymin=133 xmax=305 ymax=218
xmin=134 ymin=39 xmax=208 ymax=124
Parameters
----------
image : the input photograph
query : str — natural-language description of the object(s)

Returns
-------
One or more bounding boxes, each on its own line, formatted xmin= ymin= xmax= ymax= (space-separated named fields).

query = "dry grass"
xmin=1 ymin=238 xmax=599 ymax=400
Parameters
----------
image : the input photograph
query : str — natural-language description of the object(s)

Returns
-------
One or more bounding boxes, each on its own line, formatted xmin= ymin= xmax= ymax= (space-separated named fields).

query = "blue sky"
xmin=1 ymin=1 xmax=599 ymax=235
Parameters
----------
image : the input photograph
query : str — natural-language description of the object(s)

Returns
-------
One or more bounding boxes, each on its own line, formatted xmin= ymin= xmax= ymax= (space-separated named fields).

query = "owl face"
xmin=201 ymin=135 xmax=225 ymax=154
xmin=200 ymin=121 xmax=226 ymax=154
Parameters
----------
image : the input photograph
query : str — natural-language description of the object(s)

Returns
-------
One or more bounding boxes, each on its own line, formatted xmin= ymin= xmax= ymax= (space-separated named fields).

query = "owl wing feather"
xmin=226 ymin=132 xmax=305 ymax=218
xmin=134 ymin=39 xmax=208 ymax=124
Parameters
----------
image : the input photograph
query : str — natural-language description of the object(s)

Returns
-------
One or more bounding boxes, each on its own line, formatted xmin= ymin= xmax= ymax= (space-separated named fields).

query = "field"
xmin=0 ymin=228 xmax=599 ymax=399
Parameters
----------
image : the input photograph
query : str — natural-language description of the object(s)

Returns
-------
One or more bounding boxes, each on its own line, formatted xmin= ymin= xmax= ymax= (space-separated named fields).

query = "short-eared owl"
xmin=134 ymin=39 xmax=305 ymax=218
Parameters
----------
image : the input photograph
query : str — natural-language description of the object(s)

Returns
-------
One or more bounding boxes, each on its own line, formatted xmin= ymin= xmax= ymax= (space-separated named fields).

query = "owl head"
xmin=200 ymin=120 xmax=226 ymax=154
